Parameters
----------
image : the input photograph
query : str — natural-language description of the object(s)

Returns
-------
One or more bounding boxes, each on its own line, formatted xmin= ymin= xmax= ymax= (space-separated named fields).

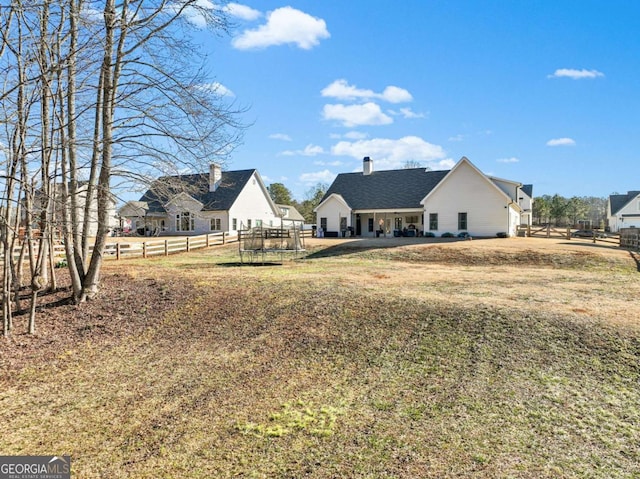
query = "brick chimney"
xmin=363 ymin=156 xmax=373 ymax=175
xmin=209 ymin=163 xmax=222 ymax=192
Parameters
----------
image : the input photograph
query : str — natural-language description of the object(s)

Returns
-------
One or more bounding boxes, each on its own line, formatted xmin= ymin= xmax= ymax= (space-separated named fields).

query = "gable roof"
xmin=276 ymin=204 xmax=305 ymax=222
xmin=609 ymin=191 xmax=640 ymax=215
xmin=521 ymin=184 xmax=533 ymax=198
xmin=421 ymin=157 xmax=517 ymax=206
xmin=321 ymin=168 xmax=449 ymax=210
xmin=139 ymin=169 xmax=256 ymax=214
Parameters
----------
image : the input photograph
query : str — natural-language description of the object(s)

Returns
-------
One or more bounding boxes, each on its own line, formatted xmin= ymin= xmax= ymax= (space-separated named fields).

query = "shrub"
xmin=441 ymin=232 xmax=454 ymax=238
xmin=423 ymin=231 xmax=436 ymax=237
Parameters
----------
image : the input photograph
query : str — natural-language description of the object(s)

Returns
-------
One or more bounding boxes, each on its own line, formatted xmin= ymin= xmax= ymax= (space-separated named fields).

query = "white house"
xmin=30 ymin=182 xmax=118 ymax=237
xmin=315 ymin=156 xmax=531 ymax=238
xmin=607 ymin=191 xmax=640 ymax=232
xmin=118 ymin=164 xmax=287 ymax=235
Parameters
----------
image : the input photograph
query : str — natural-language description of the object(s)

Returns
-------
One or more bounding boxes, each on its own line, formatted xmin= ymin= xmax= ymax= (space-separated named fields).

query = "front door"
xmin=356 ymin=216 xmax=361 ymax=236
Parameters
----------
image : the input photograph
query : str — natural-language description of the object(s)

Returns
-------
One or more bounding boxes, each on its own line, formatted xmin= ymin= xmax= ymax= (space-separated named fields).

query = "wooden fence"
xmin=516 ymin=225 xmax=622 ymax=247
xmin=6 ymin=229 xmax=315 ymax=263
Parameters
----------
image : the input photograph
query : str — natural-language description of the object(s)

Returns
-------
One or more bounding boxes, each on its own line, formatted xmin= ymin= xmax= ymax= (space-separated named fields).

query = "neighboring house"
xmin=30 ymin=182 xmax=118 ymax=237
xmin=518 ymin=184 xmax=534 ymax=227
xmin=118 ymin=164 xmax=286 ymax=235
xmin=607 ymin=191 xmax=640 ymax=232
xmin=276 ymin=204 xmax=305 ymax=228
xmin=315 ymin=156 xmax=530 ymax=238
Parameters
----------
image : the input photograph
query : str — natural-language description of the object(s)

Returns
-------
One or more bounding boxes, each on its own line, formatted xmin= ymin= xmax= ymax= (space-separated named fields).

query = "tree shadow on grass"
xmin=304 ymin=238 xmax=450 ymax=259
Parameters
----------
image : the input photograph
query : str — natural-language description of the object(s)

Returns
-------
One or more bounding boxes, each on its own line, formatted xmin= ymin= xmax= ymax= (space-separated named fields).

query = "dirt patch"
xmin=0 ymin=271 xmax=197 ymax=377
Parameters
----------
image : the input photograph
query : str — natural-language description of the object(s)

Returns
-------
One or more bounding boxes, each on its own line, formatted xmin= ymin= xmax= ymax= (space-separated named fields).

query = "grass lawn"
xmin=1 ymin=237 xmax=639 ymax=478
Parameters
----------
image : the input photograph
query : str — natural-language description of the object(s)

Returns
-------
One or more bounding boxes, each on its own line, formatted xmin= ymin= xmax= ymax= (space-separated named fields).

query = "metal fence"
xmin=620 ymin=228 xmax=640 ymax=251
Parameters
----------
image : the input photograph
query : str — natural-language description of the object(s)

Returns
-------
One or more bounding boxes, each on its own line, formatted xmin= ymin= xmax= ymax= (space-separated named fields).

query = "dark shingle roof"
xmin=322 ymin=168 xmax=450 ymax=209
xmin=139 ymin=169 xmax=256 ymax=213
xmin=521 ymin=184 xmax=533 ymax=198
xmin=609 ymin=191 xmax=640 ymax=215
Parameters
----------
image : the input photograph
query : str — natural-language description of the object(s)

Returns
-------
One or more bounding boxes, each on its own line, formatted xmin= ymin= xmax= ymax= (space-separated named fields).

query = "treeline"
xmin=532 ymin=194 xmax=607 ymax=228
xmin=0 ymin=2 xmax=240 ymax=336
xmin=267 ymin=182 xmax=327 ymax=224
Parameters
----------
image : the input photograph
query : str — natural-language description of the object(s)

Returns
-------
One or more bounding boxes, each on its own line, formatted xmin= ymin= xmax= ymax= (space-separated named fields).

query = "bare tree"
xmin=0 ymin=0 xmax=244 ymax=333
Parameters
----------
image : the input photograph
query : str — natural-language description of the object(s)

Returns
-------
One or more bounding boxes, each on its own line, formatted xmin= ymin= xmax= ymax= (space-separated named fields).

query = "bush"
xmin=441 ymin=232 xmax=454 ymax=238
xmin=423 ymin=231 xmax=436 ymax=237
xmin=496 ymin=232 xmax=508 ymax=238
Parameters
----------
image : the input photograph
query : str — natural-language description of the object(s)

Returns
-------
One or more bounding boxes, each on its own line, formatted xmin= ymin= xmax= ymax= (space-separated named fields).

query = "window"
xmin=458 ymin=212 xmax=467 ymax=230
xmin=176 ymin=212 xmax=194 ymax=232
xmin=256 ymin=219 xmax=262 ymax=227
xmin=395 ymin=217 xmax=403 ymax=230
xmin=429 ymin=213 xmax=438 ymax=231
xmin=368 ymin=218 xmax=374 ymax=232
xmin=320 ymin=217 xmax=327 ymax=231
xmin=247 ymin=219 xmax=252 ymax=229
xmin=232 ymin=218 xmax=237 ymax=230
xmin=210 ymin=218 xmax=221 ymax=231
xmin=406 ymin=215 xmax=419 ymax=224
xmin=340 ymin=217 xmax=347 ymax=231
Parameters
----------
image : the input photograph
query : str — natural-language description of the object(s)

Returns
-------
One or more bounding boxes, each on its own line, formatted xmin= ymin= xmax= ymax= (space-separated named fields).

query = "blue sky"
xmin=192 ymin=1 xmax=640 ymax=201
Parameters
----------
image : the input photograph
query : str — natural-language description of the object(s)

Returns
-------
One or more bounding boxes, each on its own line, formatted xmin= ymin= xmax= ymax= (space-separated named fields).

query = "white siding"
xmin=423 ymin=160 xmax=516 ymax=237
xmin=316 ymin=196 xmax=352 ymax=234
xmin=228 ymin=172 xmax=280 ymax=231
xmin=491 ymin=178 xmax=519 ymax=200
xmin=609 ymin=193 xmax=640 ymax=232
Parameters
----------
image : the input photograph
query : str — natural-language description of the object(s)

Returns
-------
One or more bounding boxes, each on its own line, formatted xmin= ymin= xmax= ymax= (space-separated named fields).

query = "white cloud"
xmin=281 ymin=144 xmax=325 ymax=156
xmin=388 ymin=107 xmax=425 ymax=119
xmin=331 ymin=136 xmax=448 ymax=170
xmin=321 ymin=79 xmax=412 ymax=104
xmin=224 ymin=3 xmax=261 ymax=21
xmin=314 ymin=160 xmax=343 ymax=167
xmin=232 ymin=6 xmax=329 ymax=50
xmin=269 ymin=133 xmax=292 ymax=141
xmin=448 ymin=134 xmax=464 ymax=142
xmin=168 ymin=0 xmax=216 ymax=28
xmin=547 ymin=137 xmax=576 ymax=146
xmin=299 ymin=169 xmax=335 ymax=184
xmin=196 ymin=82 xmax=235 ymax=97
xmin=262 ymin=174 xmax=288 ymax=183
xmin=496 ymin=157 xmax=520 ymax=163
xmin=548 ymin=68 xmax=604 ymax=79
xmin=323 ymin=103 xmax=393 ymax=127
xmin=343 ymin=131 xmax=368 ymax=140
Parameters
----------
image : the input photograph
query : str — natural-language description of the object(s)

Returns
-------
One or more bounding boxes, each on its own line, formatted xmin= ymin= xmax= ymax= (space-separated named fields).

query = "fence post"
xmin=206 ymin=234 xmax=210 ymax=248
xmin=165 ymin=239 xmax=169 ymax=256
xmin=547 ymin=224 xmax=550 ymax=238
xmin=143 ymin=242 xmax=147 ymax=258
xmin=223 ymin=232 xmax=226 ymax=245
xmin=116 ymin=243 xmax=121 ymax=260
xmin=567 ymin=227 xmax=571 ymax=240
xmin=186 ymin=237 xmax=190 ymax=252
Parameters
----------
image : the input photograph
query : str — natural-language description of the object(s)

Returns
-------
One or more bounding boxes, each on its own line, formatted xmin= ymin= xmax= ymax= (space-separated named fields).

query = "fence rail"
xmin=517 ymin=225 xmax=626 ymax=247
xmin=4 ymin=229 xmax=315 ymax=263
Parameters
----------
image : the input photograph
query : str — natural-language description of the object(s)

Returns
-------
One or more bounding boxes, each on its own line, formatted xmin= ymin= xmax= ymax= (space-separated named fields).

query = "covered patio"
xmin=351 ymin=209 xmax=425 ymax=238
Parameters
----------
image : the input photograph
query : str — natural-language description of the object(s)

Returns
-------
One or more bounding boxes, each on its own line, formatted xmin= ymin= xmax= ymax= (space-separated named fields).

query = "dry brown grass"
xmin=1 ymin=236 xmax=639 ymax=478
